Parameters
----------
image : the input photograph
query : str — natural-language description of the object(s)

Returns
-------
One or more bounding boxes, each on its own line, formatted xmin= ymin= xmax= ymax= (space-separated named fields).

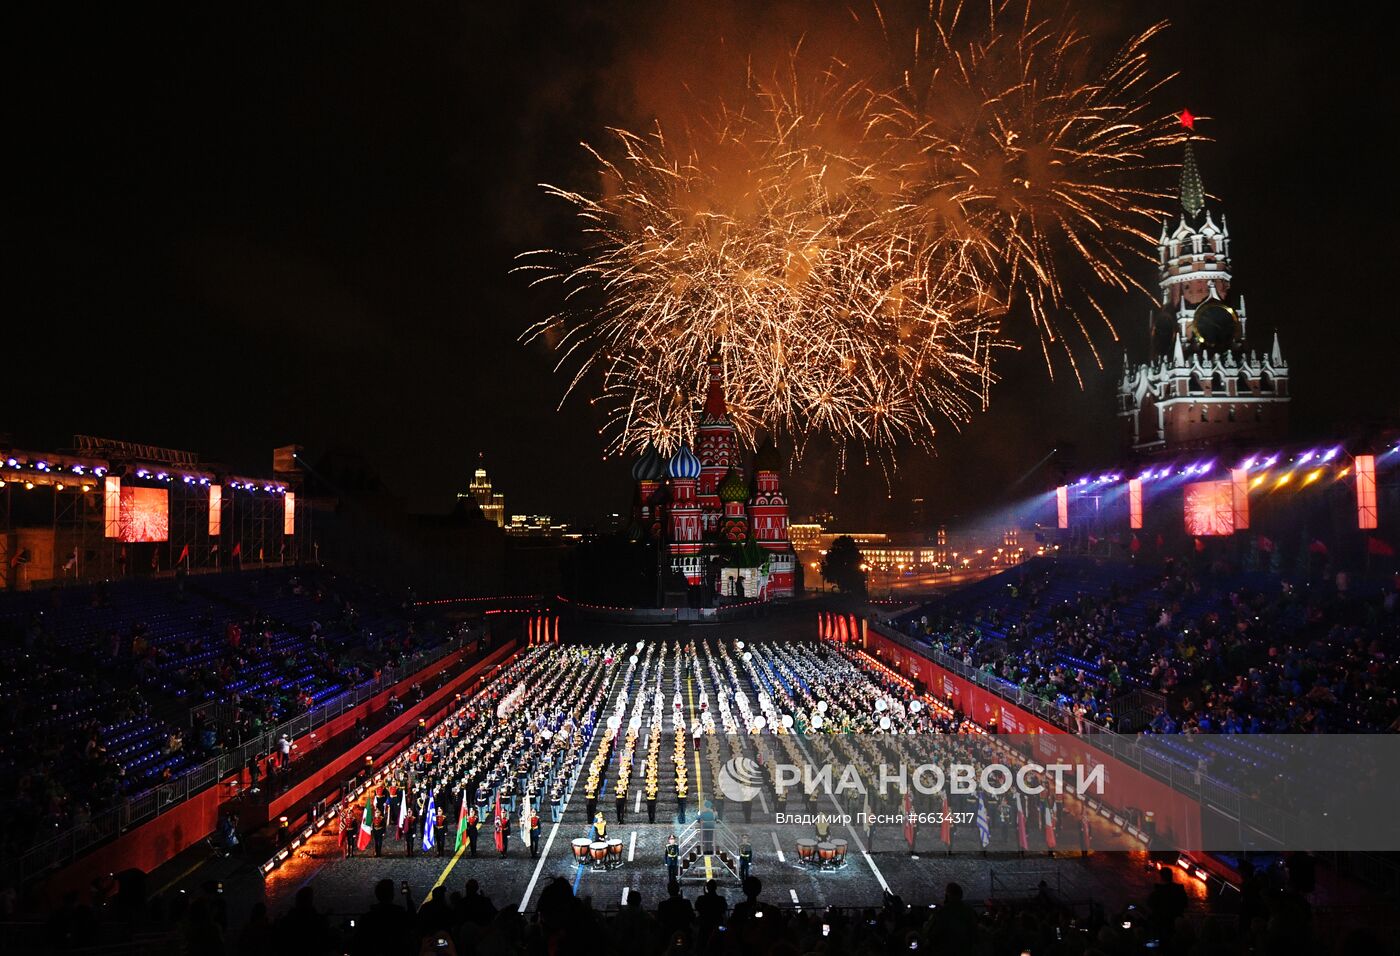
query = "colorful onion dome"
xmin=718 ymin=466 xmax=748 ymax=503
xmin=666 ymin=444 xmax=701 ymax=480
xmin=631 ymin=444 xmax=664 ymax=482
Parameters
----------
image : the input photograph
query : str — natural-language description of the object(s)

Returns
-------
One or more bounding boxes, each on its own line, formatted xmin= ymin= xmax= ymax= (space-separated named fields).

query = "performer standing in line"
xmin=664 ymin=834 xmax=680 ymax=884
xmin=495 ymin=807 xmax=509 ymax=858
xmin=466 ymin=806 xmax=479 ymax=857
xmin=529 ymin=808 xmax=541 ymax=859
xmin=372 ymin=805 xmax=386 ymax=858
xmin=738 ymin=834 xmax=753 ymax=882
xmin=435 ymin=802 xmax=448 ymax=857
xmin=400 ymin=799 xmax=416 ymax=857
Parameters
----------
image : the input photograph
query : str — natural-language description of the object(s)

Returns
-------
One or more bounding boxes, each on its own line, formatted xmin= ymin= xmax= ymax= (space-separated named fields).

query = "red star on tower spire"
xmin=1179 ymin=109 xmax=1195 ymax=131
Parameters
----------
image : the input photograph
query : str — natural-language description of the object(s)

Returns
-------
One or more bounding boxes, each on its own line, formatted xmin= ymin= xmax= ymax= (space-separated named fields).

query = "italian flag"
xmin=357 ymin=800 xmax=374 ymax=851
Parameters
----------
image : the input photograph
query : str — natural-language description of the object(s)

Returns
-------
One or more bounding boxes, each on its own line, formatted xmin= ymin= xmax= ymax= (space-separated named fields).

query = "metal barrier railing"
xmin=5 ymin=634 xmax=468 ymax=885
xmin=866 ymin=620 xmax=1304 ymax=849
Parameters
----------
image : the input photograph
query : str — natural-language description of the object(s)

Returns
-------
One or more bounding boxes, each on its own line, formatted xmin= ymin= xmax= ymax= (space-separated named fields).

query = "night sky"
xmin=7 ymin=1 xmax=1393 ymax=528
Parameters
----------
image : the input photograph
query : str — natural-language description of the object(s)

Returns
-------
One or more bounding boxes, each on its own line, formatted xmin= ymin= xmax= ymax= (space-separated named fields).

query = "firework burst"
xmin=519 ymin=0 xmax=1176 ymax=463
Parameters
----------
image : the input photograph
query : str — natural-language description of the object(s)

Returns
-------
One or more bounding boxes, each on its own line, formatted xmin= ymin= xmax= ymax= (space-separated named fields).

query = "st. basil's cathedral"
xmin=629 ymin=355 xmax=797 ymax=600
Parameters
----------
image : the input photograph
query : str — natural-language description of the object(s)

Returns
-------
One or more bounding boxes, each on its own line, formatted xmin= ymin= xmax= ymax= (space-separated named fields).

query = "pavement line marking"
xmin=621 ymin=886 xmax=630 ymax=906
xmin=790 ymin=889 xmax=801 ymax=909
xmin=426 ymin=834 xmax=470 ymax=904
xmin=757 ymin=788 xmax=770 ymax=814
xmin=686 ymin=669 xmax=713 ymax=882
xmin=517 ymin=816 xmax=565 ymax=912
xmin=771 ymin=831 xmax=785 ymax=863
xmin=790 ymin=731 xmax=891 ymax=896
xmin=635 ymin=787 xmax=643 ymax=813
xmin=628 ymin=830 xmax=637 ymax=862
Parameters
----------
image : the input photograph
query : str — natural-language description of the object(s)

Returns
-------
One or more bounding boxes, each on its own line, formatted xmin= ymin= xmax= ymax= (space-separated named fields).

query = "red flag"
xmin=493 ymin=790 xmax=505 ymax=853
xmin=1194 ymin=538 xmax=1205 ymax=553
xmin=1043 ymin=804 xmax=1057 ymax=850
xmin=1129 ymin=535 xmax=1141 ymax=553
xmin=232 ymin=542 xmax=241 ymax=558
xmin=1016 ymin=796 xmax=1029 ymax=852
xmin=1368 ymin=537 xmax=1396 ymax=557
xmin=939 ymin=795 xmax=951 ymax=848
xmin=177 ymin=544 xmax=189 ymax=565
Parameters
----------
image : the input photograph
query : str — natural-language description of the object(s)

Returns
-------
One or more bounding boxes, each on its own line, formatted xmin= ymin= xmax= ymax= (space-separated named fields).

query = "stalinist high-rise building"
xmin=464 ymin=454 xmax=505 ymax=527
xmin=1118 ymin=121 xmax=1291 ymax=454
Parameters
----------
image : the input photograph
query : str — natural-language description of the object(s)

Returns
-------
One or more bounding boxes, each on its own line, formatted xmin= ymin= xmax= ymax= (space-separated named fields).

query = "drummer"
xmin=815 ymin=815 xmax=831 ymax=843
xmin=592 ymin=810 xmax=607 ymax=841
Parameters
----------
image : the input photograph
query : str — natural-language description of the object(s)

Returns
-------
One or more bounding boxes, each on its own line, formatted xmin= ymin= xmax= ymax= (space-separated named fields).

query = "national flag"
xmin=1368 ymin=537 xmax=1396 ymax=557
xmin=422 ymin=791 xmax=437 ymax=852
xmin=177 ymin=543 xmax=189 ymax=565
xmin=455 ymin=792 xmax=471 ymax=850
xmin=1015 ymin=794 xmax=1029 ymax=852
xmin=232 ymin=542 xmax=241 ymax=558
xmin=258 ymin=546 xmax=264 ymax=562
xmin=356 ymin=800 xmax=373 ymax=851
xmin=493 ymin=790 xmax=505 ymax=853
xmin=975 ymin=796 xmax=990 ymax=849
xmin=398 ymin=790 xmax=408 ymax=835
xmin=1043 ymin=803 xmax=1057 ymax=850
xmin=939 ymin=794 xmax=952 ymax=847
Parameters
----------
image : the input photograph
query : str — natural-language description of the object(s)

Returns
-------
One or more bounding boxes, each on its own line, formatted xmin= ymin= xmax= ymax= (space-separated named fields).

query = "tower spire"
xmin=1177 ymin=110 xmax=1205 ymax=219
xmin=1180 ymin=139 xmax=1205 ymax=219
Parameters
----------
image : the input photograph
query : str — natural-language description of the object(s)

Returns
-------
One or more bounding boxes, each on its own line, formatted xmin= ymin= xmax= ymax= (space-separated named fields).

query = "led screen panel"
xmin=118 ymin=487 xmax=169 ymax=542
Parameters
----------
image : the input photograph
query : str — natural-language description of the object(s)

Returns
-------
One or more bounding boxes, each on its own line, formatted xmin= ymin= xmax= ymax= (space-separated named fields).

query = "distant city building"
xmin=1118 ymin=133 xmax=1290 ymax=454
xmin=462 ymin=455 xmax=505 ymax=527
xmin=506 ymin=513 xmax=570 ymax=537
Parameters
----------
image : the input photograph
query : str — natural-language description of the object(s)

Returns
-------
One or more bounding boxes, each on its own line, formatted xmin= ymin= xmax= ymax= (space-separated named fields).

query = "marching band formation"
xmin=334 ymin=636 xmax=1091 ymax=871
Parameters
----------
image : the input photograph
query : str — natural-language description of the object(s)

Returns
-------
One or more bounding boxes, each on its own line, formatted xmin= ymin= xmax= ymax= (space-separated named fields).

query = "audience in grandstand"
xmin=0 ymin=567 xmax=445 ymax=860
xmin=899 ymin=555 xmax=1400 ymax=734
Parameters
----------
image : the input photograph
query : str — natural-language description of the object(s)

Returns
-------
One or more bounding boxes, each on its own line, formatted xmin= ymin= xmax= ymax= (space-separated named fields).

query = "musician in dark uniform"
xmin=615 ymin=783 xmax=627 ymax=824
xmin=738 ymin=834 xmax=753 ymax=882
xmin=646 ymin=782 xmax=658 ymax=824
xmin=528 ymin=809 xmax=541 ymax=859
xmin=664 ymin=834 xmax=680 ymax=884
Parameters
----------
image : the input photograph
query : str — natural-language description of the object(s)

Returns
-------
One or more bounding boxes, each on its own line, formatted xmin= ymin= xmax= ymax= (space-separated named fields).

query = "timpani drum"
xmin=571 ymin=838 xmax=592 ymax=863
xmin=590 ymin=841 xmax=608 ymax=865
xmin=817 ymin=842 xmax=836 ymax=864
xmin=830 ymin=838 xmax=848 ymax=866
xmin=607 ymin=838 xmax=623 ymax=868
xmin=796 ymin=838 xmax=817 ymax=863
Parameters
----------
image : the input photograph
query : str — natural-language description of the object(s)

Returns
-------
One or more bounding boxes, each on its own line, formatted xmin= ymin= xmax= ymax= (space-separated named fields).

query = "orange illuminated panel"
xmin=118 ymin=487 xmax=169 ymax=542
xmin=103 ymin=476 xmax=122 ymax=538
xmin=208 ymin=484 xmax=222 ymax=537
xmin=283 ymin=492 xmax=296 ymax=536
xmin=1184 ymin=479 xmax=1234 ymax=536
xmin=1231 ymin=468 xmax=1250 ymax=531
xmin=1056 ymin=485 xmax=1068 ymax=529
xmin=1357 ymin=455 xmax=1378 ymax=529
xmin=1129 ymin=479 xmax=1143 ymax=530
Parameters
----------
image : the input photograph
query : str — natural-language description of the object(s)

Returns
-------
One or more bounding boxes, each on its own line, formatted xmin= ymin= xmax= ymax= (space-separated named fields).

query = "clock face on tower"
xmin=1188 ymin=301 xmax=1239 ymax=351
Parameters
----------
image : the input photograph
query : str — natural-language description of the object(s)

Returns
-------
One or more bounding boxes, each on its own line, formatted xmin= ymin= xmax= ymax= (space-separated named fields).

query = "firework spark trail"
xmin=519 ymin=0 xmax=1176 ymax=464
